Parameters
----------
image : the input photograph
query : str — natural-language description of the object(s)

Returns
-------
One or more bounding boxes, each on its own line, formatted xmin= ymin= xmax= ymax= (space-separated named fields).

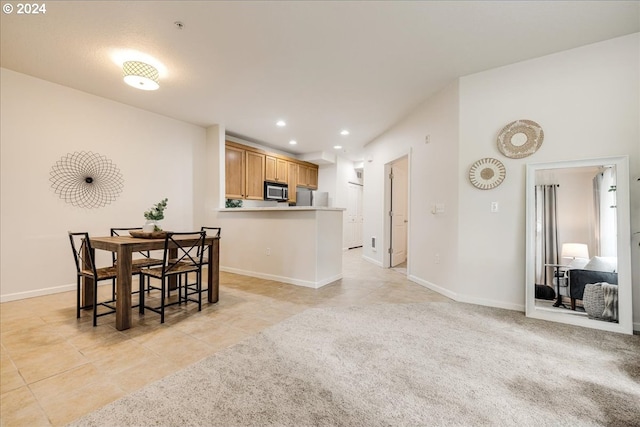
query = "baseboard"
xmin=408 ymin=275 xmax=525 ymax=313
xmin=408 ymin=275 xmax=457 ymax=301
xmin=0 ymin=281 xmax=109 ymax=303
xmin=220 ymin=266 xmax=341 ymax=289
xmin=362 ymin=255 xmax=383 ymax=267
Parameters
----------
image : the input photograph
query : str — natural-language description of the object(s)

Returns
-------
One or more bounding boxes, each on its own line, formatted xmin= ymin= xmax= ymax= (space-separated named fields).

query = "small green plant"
xmin=144 ymin=198 xmax=168 ymax=221
xmin=225 ymin=198 xmax=243 ymax=208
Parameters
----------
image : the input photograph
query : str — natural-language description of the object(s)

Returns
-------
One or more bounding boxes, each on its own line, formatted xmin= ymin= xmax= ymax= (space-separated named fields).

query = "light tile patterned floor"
xmin=0 ymin=249 xmax=450 ymax=426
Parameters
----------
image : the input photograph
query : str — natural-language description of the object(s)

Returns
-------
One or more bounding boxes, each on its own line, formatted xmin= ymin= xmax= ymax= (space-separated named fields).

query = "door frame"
xmin=383 ymin=151 xmax=411 ymax=270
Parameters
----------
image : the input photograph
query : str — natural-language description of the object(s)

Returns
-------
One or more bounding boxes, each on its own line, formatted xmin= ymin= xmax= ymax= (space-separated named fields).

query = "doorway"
xmin=386 ymin=156 xmax=408 ymax=269
xmin=345 ymin=182 xmax=363 ymax=249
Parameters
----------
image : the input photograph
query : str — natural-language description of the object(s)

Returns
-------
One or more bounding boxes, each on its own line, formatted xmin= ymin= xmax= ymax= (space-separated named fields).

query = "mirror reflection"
xmin=533 ymin=164 xmax=619 ymax=323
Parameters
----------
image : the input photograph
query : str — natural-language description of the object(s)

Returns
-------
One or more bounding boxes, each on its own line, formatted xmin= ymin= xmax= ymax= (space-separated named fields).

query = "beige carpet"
xmin=69 ymin=302 xmax=640 ymax=426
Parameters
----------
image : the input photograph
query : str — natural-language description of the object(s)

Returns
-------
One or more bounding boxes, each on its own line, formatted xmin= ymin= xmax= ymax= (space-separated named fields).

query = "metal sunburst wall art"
xmin=49 ymin=151 xmax=124 ymax=208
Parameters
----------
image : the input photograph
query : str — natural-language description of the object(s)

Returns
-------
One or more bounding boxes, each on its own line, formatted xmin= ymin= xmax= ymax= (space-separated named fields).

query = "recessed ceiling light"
xmin=340 ymin=130 xmax=350 ymax=136
xmin=289 ymin=140 xmax=297 ymax=145
xmin=276 ymin=120 xmax=286 ymax=127
xmin=334 ymin=145 xmax=342 ymax=150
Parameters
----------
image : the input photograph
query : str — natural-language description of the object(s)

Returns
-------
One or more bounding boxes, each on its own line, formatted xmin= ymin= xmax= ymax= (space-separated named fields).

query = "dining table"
xmin=85 ymin=233 xmax=220 ymax=330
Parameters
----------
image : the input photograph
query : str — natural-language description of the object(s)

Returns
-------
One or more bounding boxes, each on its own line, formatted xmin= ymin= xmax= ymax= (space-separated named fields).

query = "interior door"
xmin=391 ymin=158 xmax=408 ymax=267
xmin=345 ymin=182 xmax=363 ymax=249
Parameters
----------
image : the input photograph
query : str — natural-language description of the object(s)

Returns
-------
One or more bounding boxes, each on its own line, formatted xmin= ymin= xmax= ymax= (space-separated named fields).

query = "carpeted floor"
xmin=69 ymin=302 xmax=640 ymax=426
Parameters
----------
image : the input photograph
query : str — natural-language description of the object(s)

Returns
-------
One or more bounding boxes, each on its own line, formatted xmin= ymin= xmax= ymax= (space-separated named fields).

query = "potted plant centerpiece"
xmin=142 ymin=198 xmax=168 ymax=232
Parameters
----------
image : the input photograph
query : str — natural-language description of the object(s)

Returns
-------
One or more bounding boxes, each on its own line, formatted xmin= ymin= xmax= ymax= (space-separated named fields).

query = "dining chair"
xmin=138 ymin=231 xmax=206 ymax=323
xmin=199 ymin=227 xmax=221 ymax=265
xmin=110 ymin=227 xmax=164 ymax=299
xmin=68 ymin=232 xmax=118 ymax=327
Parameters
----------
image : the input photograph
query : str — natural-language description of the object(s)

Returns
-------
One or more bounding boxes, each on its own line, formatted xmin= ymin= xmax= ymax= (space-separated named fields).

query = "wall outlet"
xmin=266 ymin=247 xmax=271 ymax=256
xmin=491 ymin=201 xmax=499 ymax=213
xmin=434 ymin=253 xmax=440 ymax=264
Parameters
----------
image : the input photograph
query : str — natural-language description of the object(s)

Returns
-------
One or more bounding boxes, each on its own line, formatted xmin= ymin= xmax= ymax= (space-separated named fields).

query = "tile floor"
xmin=0 ymin=249 xmax=451 ymax=426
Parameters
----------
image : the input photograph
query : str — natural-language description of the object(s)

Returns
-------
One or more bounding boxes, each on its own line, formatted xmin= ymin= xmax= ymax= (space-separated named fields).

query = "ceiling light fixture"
xmin=276 ymin=120 xmax=286 ymax=127
xmin=123 ymin=61 xmax=160 ymax=91
xmin=289 ymin=140 xmax=297 ymax=145
xmin=333 ymin=145 xmax=342 ymax=150
xmin=340 ymin=130 xmax=350 ymax=136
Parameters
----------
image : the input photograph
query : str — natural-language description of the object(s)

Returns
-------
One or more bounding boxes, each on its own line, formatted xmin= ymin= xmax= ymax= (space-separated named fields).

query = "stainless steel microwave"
xmin=264 ymin=182 xmax=289 ymax=201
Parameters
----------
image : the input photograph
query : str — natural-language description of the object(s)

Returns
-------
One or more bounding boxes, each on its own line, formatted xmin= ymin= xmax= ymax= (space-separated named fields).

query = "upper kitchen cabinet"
xmin=245 ymin=151 xmax=265 ymax=199
xmin=265 ymin=155 xmax=288 ymax=184
xmin=297 ymin=164 xmax=318 ymax=190
xmin=225 ymin=140 xmax=318 ymax=201
xmin=225 ymin=144 xmax=245 ymax=199
xmin=225 ymin=141 xmax=265 ymax=200
xmin=287 ymin=161 xmax=298 ymax=203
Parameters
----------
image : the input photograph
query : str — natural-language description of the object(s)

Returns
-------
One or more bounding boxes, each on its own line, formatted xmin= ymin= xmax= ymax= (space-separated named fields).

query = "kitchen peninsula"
xmin=215 ymin=206 xmax=344 ymax=288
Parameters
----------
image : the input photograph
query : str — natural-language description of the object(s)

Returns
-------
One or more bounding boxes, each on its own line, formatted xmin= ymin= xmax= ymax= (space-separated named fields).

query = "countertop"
xmin=217 ymin=206 xmax=345 ymax=212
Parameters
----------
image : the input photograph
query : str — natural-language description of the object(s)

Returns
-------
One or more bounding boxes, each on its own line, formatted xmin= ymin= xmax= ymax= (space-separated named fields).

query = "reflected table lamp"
xmin=561 ymin=243 xmax=589 ymax=266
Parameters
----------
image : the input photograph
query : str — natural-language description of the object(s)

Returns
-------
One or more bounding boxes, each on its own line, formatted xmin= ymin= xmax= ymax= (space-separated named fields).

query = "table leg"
xmin=115 ymin=246 xmax=132 ymax=330
xmin=208 ymin=238 xmax=219 ymax=303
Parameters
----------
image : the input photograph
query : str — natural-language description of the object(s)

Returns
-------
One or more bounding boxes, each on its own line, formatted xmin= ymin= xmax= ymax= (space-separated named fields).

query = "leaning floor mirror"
xmin=525 ymin=156 xmax=633 ymax=334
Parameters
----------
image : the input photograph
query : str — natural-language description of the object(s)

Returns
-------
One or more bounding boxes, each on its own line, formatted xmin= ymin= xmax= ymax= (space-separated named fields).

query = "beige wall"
xmin=0 ymin=68 xmax=206 ymax=301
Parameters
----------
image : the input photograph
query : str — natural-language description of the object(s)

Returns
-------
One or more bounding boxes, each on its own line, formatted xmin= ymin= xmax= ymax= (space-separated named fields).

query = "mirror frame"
xmin=525 ymin=156 xmax=633 ymax=335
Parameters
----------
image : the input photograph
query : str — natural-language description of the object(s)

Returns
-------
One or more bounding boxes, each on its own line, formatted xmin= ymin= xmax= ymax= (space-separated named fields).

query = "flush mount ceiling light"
xmin=123 ymin=61 xmax=160 ymax=91
xmin=289 ymin=140 xmax=297 ymax=145
xmin=340 ymin=130 xmax=350 ymax=136
xmin=333 ymin=145 xmax=342 ymax=150
xmin=276 ymin=120 xmax=286 ymax=127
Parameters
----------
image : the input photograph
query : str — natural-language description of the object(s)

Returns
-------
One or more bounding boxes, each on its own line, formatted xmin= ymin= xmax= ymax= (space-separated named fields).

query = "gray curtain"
xmin=535 ymin=185 xmax=559 ymax=286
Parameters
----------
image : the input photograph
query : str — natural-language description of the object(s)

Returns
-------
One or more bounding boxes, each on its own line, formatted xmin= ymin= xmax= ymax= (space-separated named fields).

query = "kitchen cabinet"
xmin=297 ymin=164 xmax=318 ymax=190
xmin=265 ymin=156 xmax=288 ymax=183
xmin=225 ymin=142 xmax=265 ymax=200
xmin=225 ymin=145 xmax=245 ymax=199
xmin=287 ymin=161 xmax=298 ymax=203
xmin=225 ymin=141 xmax=318 ymax=200
xmin=297 ymin=164 xmax=309 ymax=187
xmin=308 ymin=166 xmax=318 ymax=189
xmin=245 ymin=151 xmax=265 ymax=199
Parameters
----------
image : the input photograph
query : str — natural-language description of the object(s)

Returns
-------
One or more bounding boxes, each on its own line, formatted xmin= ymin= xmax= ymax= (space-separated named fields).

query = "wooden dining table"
xmin=85 ymin=234 xmax=220 ymax=330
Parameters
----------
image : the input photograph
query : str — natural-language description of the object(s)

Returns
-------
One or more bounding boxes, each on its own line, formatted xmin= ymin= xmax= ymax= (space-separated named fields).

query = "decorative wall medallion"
xmin=49 ymin=151 xmax=124 ymax=208
xmin=469 ymin=158 xmax=506 ymax=190
xmin=497 ymin=119 xmax=544 ymax=159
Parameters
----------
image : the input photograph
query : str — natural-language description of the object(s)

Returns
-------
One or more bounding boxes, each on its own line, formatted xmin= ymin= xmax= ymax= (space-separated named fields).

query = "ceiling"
xmin=1 ymin=1 xmax=638 ymax=162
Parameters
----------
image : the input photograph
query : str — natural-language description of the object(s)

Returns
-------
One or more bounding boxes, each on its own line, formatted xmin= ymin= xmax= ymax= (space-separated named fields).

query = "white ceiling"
xmin=1 ymin=1 xmax=638 ymax=161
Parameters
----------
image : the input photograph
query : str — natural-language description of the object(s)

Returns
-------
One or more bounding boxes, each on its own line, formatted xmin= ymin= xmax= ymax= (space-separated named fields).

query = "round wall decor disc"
xmin=469 ymin=158 xmax=506 ymax=190
xmin=497 ymin=119 xmax=544 ymax=159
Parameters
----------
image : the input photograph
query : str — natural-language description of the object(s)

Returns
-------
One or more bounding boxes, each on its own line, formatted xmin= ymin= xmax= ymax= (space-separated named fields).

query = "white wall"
xmin=458 ymin=34 xmax=639 ymax=315
xmin=362 ymin=81 xmax=460 ymax=295
xmin=360 ymin=33 xmax=639 ymax=324
xmin=0 ymin=68 xmax=206 ymax=301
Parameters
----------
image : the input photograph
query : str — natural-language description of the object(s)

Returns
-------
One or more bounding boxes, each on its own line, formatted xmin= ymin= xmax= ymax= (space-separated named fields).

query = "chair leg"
xmin=139 ymin=275 xmax=145 ymax=315
xmin=76 ymin=276 xmax=81 ymax=319
xmin=160 ymin=277 xmax=165 ymax=324
xmin=197 ymin=271 xmax=202 ymax=311
xmin=92 ymin=280 xmax=98 ymax=327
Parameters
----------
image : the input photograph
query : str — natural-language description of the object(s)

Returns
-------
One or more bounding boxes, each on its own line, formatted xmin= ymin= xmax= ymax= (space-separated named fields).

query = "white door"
xmin=345 ymin=182 xmax=363 ymax=249
xmin=390 ymin=158 xmax=408 ymax=267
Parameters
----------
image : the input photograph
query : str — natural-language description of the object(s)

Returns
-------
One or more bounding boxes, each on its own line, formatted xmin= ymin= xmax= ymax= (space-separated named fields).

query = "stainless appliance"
xmin=264 ymin=182 xmax=289 ymax=201
xmin=296 ymin=190 xmax=329 ymax=207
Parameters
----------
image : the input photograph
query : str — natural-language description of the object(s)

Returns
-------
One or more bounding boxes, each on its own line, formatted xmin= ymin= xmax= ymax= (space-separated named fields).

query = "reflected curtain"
xmin=535 ymin=185 xmax=559 ymax=286
xmin=593 ymin=167 xmax=617 ymax=257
